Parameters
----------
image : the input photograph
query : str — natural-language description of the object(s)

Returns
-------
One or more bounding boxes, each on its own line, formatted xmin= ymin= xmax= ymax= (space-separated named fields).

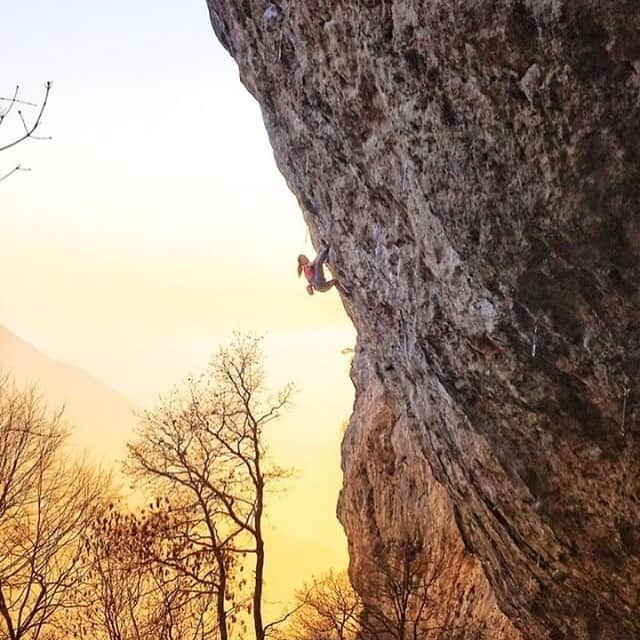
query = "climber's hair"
xmin=297 ymin=254 xmax=309 ymax=277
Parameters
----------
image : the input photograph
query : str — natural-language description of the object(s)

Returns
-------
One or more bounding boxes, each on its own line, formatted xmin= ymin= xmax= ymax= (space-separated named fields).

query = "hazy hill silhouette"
xmin=0 ymin=325 xmax=136 ymax=465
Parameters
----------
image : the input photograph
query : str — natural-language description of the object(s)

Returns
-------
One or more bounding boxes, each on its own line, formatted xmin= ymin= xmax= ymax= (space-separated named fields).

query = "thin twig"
xmin=0 ymin=165 xmax=30 ymax=183
xmin=0 ymin=86 xmax=20 ymax=125
xmin=18 ymin=110 xmax=30 ymax=133
xmin=263 ymin=596 xmax=309 ymax=636
xmin=0 ymin=82 xmax=52 ymax=153
xmin=0 ymin=95 xmax=38 ymax=108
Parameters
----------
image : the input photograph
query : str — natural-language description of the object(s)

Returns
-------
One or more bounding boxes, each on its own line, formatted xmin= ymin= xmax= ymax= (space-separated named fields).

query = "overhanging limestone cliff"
xmin=205 ymin=2 xmax=640 ymax=638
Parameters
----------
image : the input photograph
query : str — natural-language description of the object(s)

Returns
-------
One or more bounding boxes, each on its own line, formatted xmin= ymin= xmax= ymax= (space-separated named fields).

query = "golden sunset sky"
xmin=2 ymin=0 xmax=355 ymax=607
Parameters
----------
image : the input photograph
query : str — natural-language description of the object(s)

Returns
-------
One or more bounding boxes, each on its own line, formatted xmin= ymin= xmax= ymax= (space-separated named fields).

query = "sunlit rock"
xmin=206 ymin=2 xmax=640 ymax=638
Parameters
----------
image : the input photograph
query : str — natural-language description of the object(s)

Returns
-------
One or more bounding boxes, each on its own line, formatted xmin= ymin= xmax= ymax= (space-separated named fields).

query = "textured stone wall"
xmin=205 ymin=2 xmax=640 ymax=638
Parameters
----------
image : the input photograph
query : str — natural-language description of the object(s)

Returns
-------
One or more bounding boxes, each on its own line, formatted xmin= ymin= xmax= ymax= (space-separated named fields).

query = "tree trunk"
xmin=213 ymin=545 xmax=229 ymax=640
xmin=252 ymin=484 xmax=265 ymax=640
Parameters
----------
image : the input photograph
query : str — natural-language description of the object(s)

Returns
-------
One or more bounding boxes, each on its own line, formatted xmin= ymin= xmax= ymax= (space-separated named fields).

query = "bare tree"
xmin=0 ymin=379 xmax=63 ymax=526
xmin=280 ymin=570 xmax=361 ymax=640
xmin=279 ymin=539 xmax=486 ymax=640
xmin=359 ymin=535 xmax=487 ymax=640
xmin=70 ymin=499 xmax=217 ymax=640
xmin=0 ymin=82 xmax=52 ymax=182
xmin=0 ymin=378 xmax=106 ymax=640
xmin=213 ymin=335 xmax=293 ymax=640
xmin=126 ymin=334 xmax=292 ymax=640
xmin=125 ymin=391 xmax=242 ymax=640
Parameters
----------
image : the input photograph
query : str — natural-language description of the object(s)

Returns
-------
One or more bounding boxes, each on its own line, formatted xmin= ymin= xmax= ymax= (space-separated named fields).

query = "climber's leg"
xmin=314 ymin=279 xmax=338 ymax=293
xmin=312 ymin=246 xmax=330 ymax=289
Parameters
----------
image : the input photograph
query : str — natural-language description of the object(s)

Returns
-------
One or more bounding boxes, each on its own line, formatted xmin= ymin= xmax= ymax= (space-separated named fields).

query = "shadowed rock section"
xmin=205 ymin=2 xmax=640 ymax=638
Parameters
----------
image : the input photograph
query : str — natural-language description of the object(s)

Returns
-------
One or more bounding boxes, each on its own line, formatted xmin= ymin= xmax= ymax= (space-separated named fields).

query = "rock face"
xmin=205 ymin=2 xmax=640 ymax=638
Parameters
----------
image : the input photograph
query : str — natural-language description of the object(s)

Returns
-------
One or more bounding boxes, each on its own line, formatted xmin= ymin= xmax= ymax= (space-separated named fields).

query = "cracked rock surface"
xmin=206 ymin=2 xmax=640 ymax=638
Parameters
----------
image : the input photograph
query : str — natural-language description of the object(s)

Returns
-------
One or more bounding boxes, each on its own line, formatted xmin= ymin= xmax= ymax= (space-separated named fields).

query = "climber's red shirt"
xmin=302 ymin=263 xmax=314 ymax=283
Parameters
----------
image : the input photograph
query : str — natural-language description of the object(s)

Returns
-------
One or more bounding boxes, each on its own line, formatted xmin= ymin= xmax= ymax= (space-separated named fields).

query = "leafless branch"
xmin=0 ymin=86 xmax=21 ymax=127
xmin=0 ymin=165 xmax=30 ymax=183
xmin=0 ymin=82 xmax=52 ymax=153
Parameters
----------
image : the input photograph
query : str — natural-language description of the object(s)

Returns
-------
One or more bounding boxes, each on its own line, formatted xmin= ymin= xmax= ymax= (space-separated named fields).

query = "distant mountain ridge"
xmin=0 ymin=325 xmax=137 ymax=466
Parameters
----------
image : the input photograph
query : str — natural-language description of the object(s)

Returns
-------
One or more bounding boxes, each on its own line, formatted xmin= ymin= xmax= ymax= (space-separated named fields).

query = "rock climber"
xmin=297 ymin=246 xmax=339 ymax=295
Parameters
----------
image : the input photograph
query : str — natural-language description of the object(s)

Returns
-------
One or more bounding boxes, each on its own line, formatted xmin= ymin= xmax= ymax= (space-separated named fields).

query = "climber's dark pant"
xmin=312 ymin=247 xmax=338 ymax=292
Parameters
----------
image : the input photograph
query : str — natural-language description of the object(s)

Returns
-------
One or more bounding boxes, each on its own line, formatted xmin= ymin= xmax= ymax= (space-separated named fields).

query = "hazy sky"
xmin=3 ymin=0 xmax=355 ymax=605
